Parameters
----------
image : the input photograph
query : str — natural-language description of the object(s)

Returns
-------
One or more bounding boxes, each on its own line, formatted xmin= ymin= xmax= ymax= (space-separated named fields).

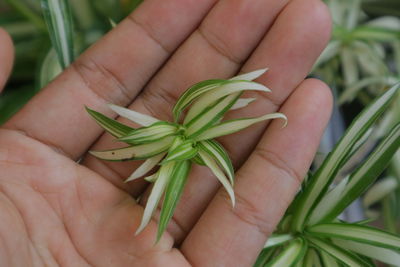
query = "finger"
xmin=0 ymin=28 xmax=14 ymax=92
xmin=139 ymin=0 xmax=331 ymax=242
xmin=181 ymin=79 xmax=333 ymax=266
xmin=83 ymin=0 xmax=290 ymax=194
xmin=3 ymin=0 xmax=217 ymax=159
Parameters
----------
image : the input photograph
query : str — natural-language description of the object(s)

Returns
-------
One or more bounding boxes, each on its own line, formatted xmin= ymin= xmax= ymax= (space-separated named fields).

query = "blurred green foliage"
xmin=0 ymin=0 xmax=142 ymax=124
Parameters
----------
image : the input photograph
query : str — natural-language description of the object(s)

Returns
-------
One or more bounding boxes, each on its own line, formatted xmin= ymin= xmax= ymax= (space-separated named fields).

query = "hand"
xmin=0 ymin=0 xmax=332 ymax=266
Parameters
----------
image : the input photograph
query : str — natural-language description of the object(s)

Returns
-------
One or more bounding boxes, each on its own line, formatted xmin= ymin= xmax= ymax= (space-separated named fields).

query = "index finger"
xmin=3 ymin=0 xmax=216 ymax=158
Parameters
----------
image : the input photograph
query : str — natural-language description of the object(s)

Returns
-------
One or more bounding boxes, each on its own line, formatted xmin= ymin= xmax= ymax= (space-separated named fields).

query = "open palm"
xmin=0 ymin=0 xmax=333 ymax=266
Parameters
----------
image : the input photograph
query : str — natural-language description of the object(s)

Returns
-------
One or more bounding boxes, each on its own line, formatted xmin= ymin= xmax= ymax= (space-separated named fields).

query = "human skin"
xmin=0 ymin=0 xmax=332 ymax=266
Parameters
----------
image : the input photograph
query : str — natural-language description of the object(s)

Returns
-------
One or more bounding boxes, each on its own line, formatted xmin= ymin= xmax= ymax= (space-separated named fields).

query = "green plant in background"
xmin=315 ymin=0 xmax=400 ymax=104
xmin=0 ymin=0 xmax=143 ymax=124
xmin=87 ymin=69 xmax=287 ymax=241
xmin=310 ymin=0 xmax=400 ymax=242
xmin=255 ymin=84 xmax=400 ymax=267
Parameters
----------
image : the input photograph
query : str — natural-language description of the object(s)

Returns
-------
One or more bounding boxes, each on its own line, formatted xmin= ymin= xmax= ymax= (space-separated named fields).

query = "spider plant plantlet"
xmin=86 ymin=69 xmax=287 ymax=241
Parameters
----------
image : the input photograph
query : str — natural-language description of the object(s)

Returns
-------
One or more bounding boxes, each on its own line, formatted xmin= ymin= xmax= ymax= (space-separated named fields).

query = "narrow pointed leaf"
xmin=291 ymin=84 xmax=399 ymax=232
xmin=308 ymin=237 xmax=372 ymax=267
xmin=162 ymin=141 xmax=198 ymax=163
xmin=266 ymin=239 xmax=307 ymax=267
xmin=186 ymin=93 xmax=241 ymax=138
xmin=119 ymin=122 xmax=177 ymax=144
xmin=308 ymin=176 xmax=349 ymax=225
xmin=230 ymin=98 xmax=256 ymax=110
xmin=40 ymin=48 xmax=62 ymax=87
xmin=173 ymin=69 xmax=268 ymax=122
xmin=86 ymin=107 xmax=135 ymax=138
xmin=307 ymin=223 xmax=400 ymax=250
xmin=157 ymin=160 xmax=191 ymax=241
xmin=341 ymin=46 xmax=359 ymax=86
xmin=199 ymin=149 xmax=235 ymax=207
xmin=108 ymin=104 xmax=159 ymax=126
xmin=195 ymin=113 xmax=287 ymax=141
xmin=313 ymin=40 xmax=341 ymax=70
xmin=172 ymin=79 xmax=228 ymax=121
xmin=135 ymin=162 xmax=176 ymax=235
xmin=41 ymin=0 xmax=74 ymax=69
xmin=230 ymin=68 xmax=268 ymax=81
xmin=264 ymin=234 xmax=293 ymax=248
xmin=198 ymin=140 xmax=234 ymax=184
xmin=90 ymin=136 xmax=174 ymax=161
xmin=144 ymin=173 xmax=158 ymax=183
xmin=185 ymin=81 xmax=270 ymax=124
xmin=353 ymin=26 xmax=400 ymax=42
xmin=304 ymin=249 xmax=322 ymax=267
xmin=333 ymin=238 xmax=400 ymax=266
xmin=319 ymin=251 xmax=340 ymax=267
xmin=319 ymin=123 xmax=400 ymax=222
xmin=191 ymin=154 xmax=206 ymax=166
xmin=125 ymin=153 xmax=166 ymax=182
xmin=363 ymin=176 xmax=398 ymax=208
xmin=254 ymin=247 xmax=277 ymax=267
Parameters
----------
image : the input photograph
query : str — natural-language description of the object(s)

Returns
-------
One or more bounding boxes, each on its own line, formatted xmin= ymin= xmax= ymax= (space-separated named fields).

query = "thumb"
xmin=0 ymin=28 xmax=14 ymax=93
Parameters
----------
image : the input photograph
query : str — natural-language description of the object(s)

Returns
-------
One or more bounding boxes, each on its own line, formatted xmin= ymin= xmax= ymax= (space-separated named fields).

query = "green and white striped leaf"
xmin=319 ymin=123 xmax=400 ymax=222
xmin=319 ymin=251 xmax=340 ymax=267
xmin=157 ymin=160 xmax=191 ymax=241
xmin=266 ymin=239 xmax=307 ymax=267
xmin=366 ymin=16 xmax=400 ymax=30
xmin=230 ymin=68 xmax=268 ymax=81
xmin=363 ymin=176 xmax=398 ymax=208
xmin=333 ymin=238 xmax=400 ymax=266
xmin=41 ymin=0 xmax=74 ymax=69
xmin=86 ymin=107 xmax=135 ymax=138
xmin=185 ymin=93 xmax=241 ymax=138
xmin=195 ymin=113 xmax=287 ymax=141
xmin=291 ymin=83 xmax=399 ymax=232
xmin=308 ymin=176 xmax=349 ymax=225
xmin=264 ymin=234 xmax=293 ymax=248
xmin=254 ymin=248 xmax=277 ymax=267
xmin=353 ymin=26 xmax=400 ymax=42
xmin=191 ymin=154 xmax=206 ymax=166
xmin=198 ymin=140 xmax=234 ymax=184
xmin=144 ymin=173 xmax=158 ymax=183
xmin=199 ymin=149 xmax=235 ymax=207
xmin=303 ymin=248 xmax=322 ymax=267
xmin=108 ymin=103 xmax=159 ymax=126
xmin=162 ymin=140 xmax=198 ymax=163
xmin=125 ymin=153 xmax=166 ymax=182
xmin=135 ymin=162 xmax=176 ymax=235
xmin=184 ymin=81 xmax=270 ymax=124
xmin=313 ymin=40 xmax=341 ymax=70
xmin=90 ymin=136 xmax=174 ymax=161
xmin=353 ymin=41 xmax=387 ymax=77
xmin=308 ymin=223 xmax=400 ymax=250
xmin=230 ymin=98 xmax=256 ymax=110
xmin=345 ymin=0 xmax=361 ymax=30
xmin=119 ymin=122 xmax=177 ymax=144
xmin=172 ymin=79 xmax=228 ymax=121
xmin=341 ymin=46 xmax=359 ymax=86
xmin=173 ymin=68 xmax=268 ymax=122
xmin=39 ymin=48 xmax=62 ymax=88
xmin=308 ymin=237 xmax=372 ymax=267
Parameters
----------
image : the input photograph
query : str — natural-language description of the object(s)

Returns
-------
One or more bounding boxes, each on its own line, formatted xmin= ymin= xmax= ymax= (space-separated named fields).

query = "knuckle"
xmin=254 ymin=146 xmax=303 ymax=186
xmin=217 ymin=189 xmax=274 ymax=237
xmin=72 ymin=58 xmax=131 ymax=105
